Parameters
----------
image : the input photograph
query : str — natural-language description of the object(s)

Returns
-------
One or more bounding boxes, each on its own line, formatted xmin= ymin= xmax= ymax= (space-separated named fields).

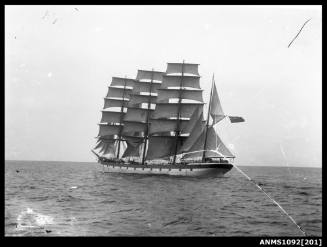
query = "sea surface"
xmin=5 ymin=160 xmax=322 ymax=236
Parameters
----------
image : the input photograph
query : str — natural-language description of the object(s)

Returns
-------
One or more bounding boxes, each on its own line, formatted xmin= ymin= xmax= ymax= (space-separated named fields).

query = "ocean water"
xmin=5 ymin=160 xmax=321 ymax=236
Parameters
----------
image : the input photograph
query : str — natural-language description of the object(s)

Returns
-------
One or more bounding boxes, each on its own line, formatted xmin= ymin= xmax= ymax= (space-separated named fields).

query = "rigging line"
xmin=288 ymin=18 xmax=312 ymax=48
xmin=160 ymin=149 xmax=209 ymax=161
xmin=91 ymin=149 xmax=100 ymax=160
xmin=217 ymin=143 xmax=222 ymax=153
xmin=215 ymin=118 xmax=218 ymax=149
xmin=210 ymin=149 xmax=307 ymax=236
xmin=180 ymin=149 xmax=227 ymax=158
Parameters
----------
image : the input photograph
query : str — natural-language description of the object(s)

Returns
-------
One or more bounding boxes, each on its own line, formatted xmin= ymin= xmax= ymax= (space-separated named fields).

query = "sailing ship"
xmin=92 ymin=62 xmax=244 ymax=177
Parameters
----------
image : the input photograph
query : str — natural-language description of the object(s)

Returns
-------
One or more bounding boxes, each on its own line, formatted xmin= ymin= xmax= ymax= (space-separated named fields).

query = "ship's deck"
xmin=99 ymin=160 xmax=233 ymax=170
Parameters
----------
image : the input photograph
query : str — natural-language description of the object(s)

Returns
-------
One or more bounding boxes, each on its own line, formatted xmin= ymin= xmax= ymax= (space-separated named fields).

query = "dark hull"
xmin=98 ymin=160 xmax=233 ymax=177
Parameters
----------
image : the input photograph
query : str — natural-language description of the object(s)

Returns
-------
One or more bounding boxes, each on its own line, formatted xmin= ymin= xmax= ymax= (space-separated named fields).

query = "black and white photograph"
xmin=5 ymin=5 xmax=322 ymax=238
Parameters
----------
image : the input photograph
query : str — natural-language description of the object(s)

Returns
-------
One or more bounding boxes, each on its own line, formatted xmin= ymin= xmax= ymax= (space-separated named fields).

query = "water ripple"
xmin=5 ymin=161 xmax=322 ymax=236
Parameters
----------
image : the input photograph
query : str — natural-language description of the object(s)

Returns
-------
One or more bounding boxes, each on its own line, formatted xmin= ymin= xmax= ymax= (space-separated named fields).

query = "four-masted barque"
xmin=92 ymin=62 xmax=244 ymax=177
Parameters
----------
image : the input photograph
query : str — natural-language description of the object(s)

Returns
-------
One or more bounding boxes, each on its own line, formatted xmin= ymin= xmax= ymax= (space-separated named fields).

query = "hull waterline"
xmin=97 ymin=161 xmax=233 ymax=177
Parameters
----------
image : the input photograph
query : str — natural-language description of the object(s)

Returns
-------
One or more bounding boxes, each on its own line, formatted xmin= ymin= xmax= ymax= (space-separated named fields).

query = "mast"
xmin=96 ymin=77 xmax=134 ymax=158
xmin=172 ymin=60 xmax=184 ymax=165
xmin=116 ymin=76 xmax=128 ymax=158
xmin=141 ymin=69 xmax=154 ymax=165
xmin=202 ymin=74 xmax=214 ymax=162
xmin=121 ymin=69 xmax=164 ymax=160
xmin=147 ymin=62 xmax=203 ymax=161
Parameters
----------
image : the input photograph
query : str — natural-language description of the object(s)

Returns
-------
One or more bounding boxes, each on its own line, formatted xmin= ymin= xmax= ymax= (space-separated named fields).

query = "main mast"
xmin=202 ymin=74 xmax=214 ymax=162
xmin=141 ymin=69 xmax=154 ymax=165
xmin=116 ymin=77 xmax=128 ymax=158
xmin=147 ymin=62 xmax=203 ymax=161
xmin=172 ymin=61 xmax=184 ymax=165
xmin=122 ymin=69 xmax=164 ymax=161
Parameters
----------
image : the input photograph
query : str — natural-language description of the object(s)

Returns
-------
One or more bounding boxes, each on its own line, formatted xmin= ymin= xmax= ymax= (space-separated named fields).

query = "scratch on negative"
xmin=288 ymin=18 xmax=311 ymax=48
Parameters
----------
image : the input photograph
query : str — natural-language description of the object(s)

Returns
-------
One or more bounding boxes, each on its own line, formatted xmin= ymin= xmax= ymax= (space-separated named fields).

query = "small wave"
xmin=282 ymin=185 xmax=293 ymax=189
xmin=102 ymin=200 xmax=116 ymax=204
xmin=298 ymin=218 xmax=321 ymax=225
xmin=162 ymin=219 xmax=180 ymax=227
xmin=297 ymin=191 xmax=311 ymax=196
xmin=192 ymin=226 xmax=203 ymax=231
xmin=28 ymin=196 xmax=50 ymax=202
xmin=56 ymin=194 xmax=83 ymax=203
xmin=270 ymin=220 xmax=288 ymax=226
xmin=134 ymin=208 xmax=143 ymax=212
xmin=113 ymin=208 xmax=134 ymax=213
xmin=162 ymin=216 xmax=190 ymax=227
xmin=298 ymin=186 xmax=316 ymax=191
xmin=16 ymin=208 xmax=54 ymax=229
xmin=247 ymin=220 xmax=265 ymax=225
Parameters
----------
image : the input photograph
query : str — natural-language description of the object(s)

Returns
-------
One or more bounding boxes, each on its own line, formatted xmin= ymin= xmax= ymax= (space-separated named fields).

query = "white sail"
xmin=122 ymin=121 xmax=147 ymax=134
xmin=102 ymin=142 xmax=117 ymax=157
xmin=106 ymin=86 xmax=132 ymax=99
xmin=94 ymin=139 xmax=104 ymax=150
xmin=166 ymin=63 xmax=200 ymax=76
xmin=152 ymin=103 xmax=203 ymax=119
xmin=146 ymin=136 xmax=187 ymax=160
xmin=110 ymin=77 xmax=135 ymax=88
xmin=128 ymin=94 xmax=157 ymax=106
xmin=132 ymin=81 xmax=161 ymax=94
xmin=116 ymin=69 xmax=164 ymax=160
xmin=97 ymin=124 xmax=122 ymax=137
xmin=180 ymin=105 xmax=203 ymax=134
xmin=157 ymin=88 xmax=203 ymax=103
xmin=207 ymin=127 xmax=234 ymax=158
xmin=95 ymin=63 xmax=240 ymax=164
xmin=178 ymin=115 xmax=206 ymax=154
xmin=161 ymin=75 xmax=201 ymax=89
xmin=210 ymin=81 xmax=225 ymax=124
xmin=122 ymin=136 xmax=143 ymax=157
xmin=136 ymin=70 xmax=164 ymax=82
xmin=103 ymin=98 xmax=129 ymax=108
xmin=97 ymin=141 xmax=107 ymax=154
xmin=182 ymin=126 xmax=234 ymax=159
xmin=97 ymin=135 xmax=120 ymax=141
xmin=124 ymin=107 xmax=153 ymax=123
xmin=100 ymin=111 xmax=125 ymax=124
xmin=149 ymin=118 xmax=189 ymax=134
xmin=115 ymin=139 xmax=127 ymax=159
xmin=95 ymin=138 xmax=116 ymax=157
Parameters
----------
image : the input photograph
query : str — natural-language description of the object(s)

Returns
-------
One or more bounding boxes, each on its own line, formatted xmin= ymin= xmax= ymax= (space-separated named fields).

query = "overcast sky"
xmin=5 ymin=5 xmax=321 ymax=167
